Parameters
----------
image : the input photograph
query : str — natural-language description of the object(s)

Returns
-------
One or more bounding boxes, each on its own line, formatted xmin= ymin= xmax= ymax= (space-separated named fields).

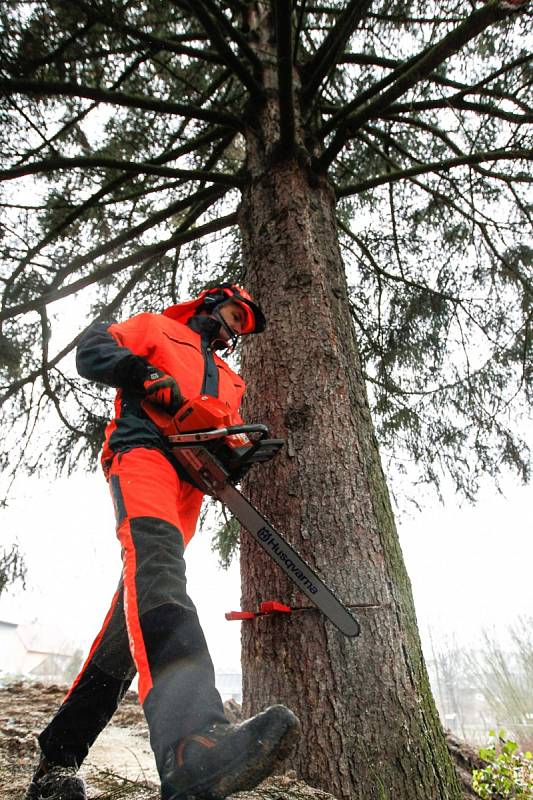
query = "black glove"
xmin=114 ymin=355 xmax=184 ymax=414
xmin=142 ymin=367 xmax=184 ymax=415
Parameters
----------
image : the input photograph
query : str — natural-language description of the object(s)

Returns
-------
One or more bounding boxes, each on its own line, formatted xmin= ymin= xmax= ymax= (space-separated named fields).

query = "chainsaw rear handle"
xmin=168 ymin=423 xmax=270 ymax=446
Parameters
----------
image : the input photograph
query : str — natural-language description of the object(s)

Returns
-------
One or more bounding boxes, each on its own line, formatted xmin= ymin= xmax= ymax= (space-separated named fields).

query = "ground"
xmin=0 ymin=681 xmax=339 ymax=800
xmin=0 ymin=680 xmax=481 ymax=799
xmin=0 ymin=681 xmax=158 ymax=799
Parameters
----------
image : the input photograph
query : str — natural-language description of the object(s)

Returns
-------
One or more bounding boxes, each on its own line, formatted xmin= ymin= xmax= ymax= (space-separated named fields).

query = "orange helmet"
xmin=164 ymin=284 xmax=266 ymax=335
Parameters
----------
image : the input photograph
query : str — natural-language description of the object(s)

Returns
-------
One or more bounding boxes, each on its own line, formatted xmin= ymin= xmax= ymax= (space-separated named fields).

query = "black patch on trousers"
xmin=141 ymin=604 xmax=227 ymax=774
xmin=38 ymin=661 xmax=132 ymax=768
xmin=109 ymin=473 xmax=127 ymax=524
xmin=92 ymin=580 xmax=136 ymax=681
xmin=129 ymin=516 xmax=195 ymax=614
xmin=92 ymin=517 xmax=194 ymax=679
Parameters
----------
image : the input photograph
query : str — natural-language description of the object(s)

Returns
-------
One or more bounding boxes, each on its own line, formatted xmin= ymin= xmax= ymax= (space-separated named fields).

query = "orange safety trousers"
xmin=38 ymin=448 xmax=227 ymax=776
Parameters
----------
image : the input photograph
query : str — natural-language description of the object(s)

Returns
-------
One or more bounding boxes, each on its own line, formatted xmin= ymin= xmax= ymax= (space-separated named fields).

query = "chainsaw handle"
xmin=225 ymin=424 xmax=270 ymax=439
xmin=168 ymin=423 xmax=270 ymax=445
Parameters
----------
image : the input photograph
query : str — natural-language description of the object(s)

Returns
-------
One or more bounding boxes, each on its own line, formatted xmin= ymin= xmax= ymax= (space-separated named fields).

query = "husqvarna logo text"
xmin=256 ymin=526 xmax=318 ymax=594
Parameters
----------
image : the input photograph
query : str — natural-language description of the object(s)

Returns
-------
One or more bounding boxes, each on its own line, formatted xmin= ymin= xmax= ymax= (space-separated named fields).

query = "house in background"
xmin=0 ymin=618 xmax=77 ymax=683
xmin=215 ymin=671 xmax=242 ymax=704
xmin=1 ymin=618 xmax=242 ymax=705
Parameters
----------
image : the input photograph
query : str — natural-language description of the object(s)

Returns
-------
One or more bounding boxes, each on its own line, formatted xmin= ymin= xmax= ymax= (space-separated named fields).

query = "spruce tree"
xmin=0 ymin=2 xmax=531 ymax=797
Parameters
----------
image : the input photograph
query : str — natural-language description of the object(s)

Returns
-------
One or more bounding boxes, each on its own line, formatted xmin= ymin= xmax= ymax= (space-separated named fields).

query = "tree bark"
xmin=236 ymin=15 xmax=462 ymax=798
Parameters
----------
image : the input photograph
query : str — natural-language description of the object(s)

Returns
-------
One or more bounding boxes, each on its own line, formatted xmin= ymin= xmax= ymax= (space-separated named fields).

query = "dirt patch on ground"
xmin=0 ymin=681 xmax=158 ymax=799
xmin=0 ymin=681 xmax=343 ymax=800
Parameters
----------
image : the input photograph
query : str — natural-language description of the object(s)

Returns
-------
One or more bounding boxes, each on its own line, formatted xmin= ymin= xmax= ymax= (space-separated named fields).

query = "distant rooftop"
xmin=16 ymin=623 xmax=76 ymax=657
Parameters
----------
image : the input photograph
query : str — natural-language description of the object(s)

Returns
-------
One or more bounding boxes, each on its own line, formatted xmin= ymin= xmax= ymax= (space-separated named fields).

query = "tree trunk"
xmin=235 ymin=20 xmax=462 ymax=797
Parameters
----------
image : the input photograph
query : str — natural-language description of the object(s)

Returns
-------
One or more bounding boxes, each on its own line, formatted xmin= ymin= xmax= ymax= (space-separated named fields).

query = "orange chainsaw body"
xmin=164 ymin=395 xmax=251 ymax=450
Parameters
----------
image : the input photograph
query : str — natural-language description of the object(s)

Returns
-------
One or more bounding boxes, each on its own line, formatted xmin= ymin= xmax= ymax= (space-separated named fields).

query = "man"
xmin=26 ymin=284 xmax=300 ymax=800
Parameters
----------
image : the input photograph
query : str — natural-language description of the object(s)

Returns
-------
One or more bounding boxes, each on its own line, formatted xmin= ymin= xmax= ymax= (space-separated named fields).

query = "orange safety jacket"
xmin=76 ymin=307 xmax=246 ymax=479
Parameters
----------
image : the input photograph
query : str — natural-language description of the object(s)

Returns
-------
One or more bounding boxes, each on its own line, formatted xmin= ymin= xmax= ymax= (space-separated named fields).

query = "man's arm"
xmin=76 ymin=316 xmax=184 ymax=413
xmin=76 ymin=319 xmax=150 ymax=391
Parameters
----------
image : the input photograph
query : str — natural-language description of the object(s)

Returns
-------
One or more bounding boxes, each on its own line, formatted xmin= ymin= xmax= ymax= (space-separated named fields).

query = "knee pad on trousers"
xmin=140 ymin=603 xmax=211 ymax=679
xmin=140 ymin=603 xmax=227 ymax=773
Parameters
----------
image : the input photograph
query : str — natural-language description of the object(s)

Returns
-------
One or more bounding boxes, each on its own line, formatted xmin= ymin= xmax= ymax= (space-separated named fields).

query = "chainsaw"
xmin=165 ymin=395 xmax=360 ymax=638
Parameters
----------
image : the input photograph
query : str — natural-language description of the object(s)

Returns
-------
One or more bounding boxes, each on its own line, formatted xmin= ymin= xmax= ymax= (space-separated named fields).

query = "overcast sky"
xmin=0 ymin=464 xmax=531 ymax=675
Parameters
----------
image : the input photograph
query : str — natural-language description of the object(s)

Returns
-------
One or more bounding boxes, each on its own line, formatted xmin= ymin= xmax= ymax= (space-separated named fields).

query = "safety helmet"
xmin=163 ymin=284 xmax=266 ymax=335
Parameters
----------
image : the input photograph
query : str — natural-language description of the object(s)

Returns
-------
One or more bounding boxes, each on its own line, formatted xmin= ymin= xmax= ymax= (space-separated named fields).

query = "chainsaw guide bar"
xmin=169 ymin=422 xmax=361 ymax=638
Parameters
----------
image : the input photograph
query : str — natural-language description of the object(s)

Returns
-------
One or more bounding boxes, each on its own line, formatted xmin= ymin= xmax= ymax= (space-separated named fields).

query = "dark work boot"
xmin=25 ymin=757 xmax=87 ymax=800
xmin=160 ymin=704 xmax=300 ymax=800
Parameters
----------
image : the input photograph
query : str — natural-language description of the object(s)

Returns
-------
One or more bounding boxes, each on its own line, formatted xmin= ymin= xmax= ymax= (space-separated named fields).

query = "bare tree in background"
xmin=427 ymin=633 xmax=473 ymax=740
xmin=468 ymin=619 xmax=533 ymax=749
xmin=0 ymin=544 xmax=26 ymax=598
xmin=0 ymin=1 xmax=531 ymax=797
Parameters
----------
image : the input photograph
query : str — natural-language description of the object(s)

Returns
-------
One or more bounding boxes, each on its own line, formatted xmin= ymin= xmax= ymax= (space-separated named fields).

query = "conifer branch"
xmin=0 ymin=214 xmax=238 ymax=324
xmin=385 ymin=98 xmax=533 ymax=125
xmin=337 ymin=51 xmax=533 ymax=114
xmin=318 ymin=43 xmax=438 ymax=139
xmin=381 ymin=115 xmax=533 ymax=186
xmin=414 ymin=176 xmax=531 ymax=299
xmin=66 ymin=0 xmax=225 ymax=64
xmin=0 ymin=258 xmax=158 ymax=408
xmin=12 ymin=49 xmax=156 ymax=168
xmin=338 ymin=218 xmax=461 ymax=305
xmin=293 ymin=0 xmax=308 ymax=65
xmin=1 ymin=79 xmax=243 ymax=129
xmin=301 ymin=0 xmax=371 ymax=105
xmin=196 ymin=0 xmax=262 ymax=72
xmin=1 ymin=127 xmax=234 ymax=310
xmin=11 ymin=20 xmax=96 ymax=75
xmin=357 ymin=128 xmax=520 ymax=230
xmin=39 ymin=309 xmax=86 ymax=436
xmin=432 ymin=57 xmax=533 ymax=114
xmin=339 ymin=53 xmax=409 ymax=67
xmin=347 ymin=129 xmax=531 ymax=301
xmin=336 ymin=149 xmax=532 ymax=197
xmin=0 ymin=156 xmax=246 ymax=186
xmin=47 ymin=185 xmax=230 ymax=291
xmin=4 ymin=175 xmax=231 ymax=313
xmin=316 ymin=0 xmax=525 ymax=170
xmin=181 ymin=0 xmax=265 ymax=97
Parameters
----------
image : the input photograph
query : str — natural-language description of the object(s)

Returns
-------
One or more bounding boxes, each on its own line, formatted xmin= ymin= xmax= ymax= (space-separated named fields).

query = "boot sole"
xmin=168 ymin=706 xmax=301 ymax=800
xmin=26 ymin=776 xmax=87 ymax=800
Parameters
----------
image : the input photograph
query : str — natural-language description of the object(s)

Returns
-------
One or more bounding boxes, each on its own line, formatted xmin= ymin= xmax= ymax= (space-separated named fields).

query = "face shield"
xmin=163 ymin=284 xmax=266 ymax=352
xmin=210 ymin=301 xmax=245 ymax=354
xmin=203 ymin=287 xmax=266 ymax=353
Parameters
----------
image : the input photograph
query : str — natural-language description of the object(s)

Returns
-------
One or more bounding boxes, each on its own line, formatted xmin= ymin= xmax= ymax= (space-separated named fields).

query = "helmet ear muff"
xmin=199 ymin=292 xmax=226 ymax=312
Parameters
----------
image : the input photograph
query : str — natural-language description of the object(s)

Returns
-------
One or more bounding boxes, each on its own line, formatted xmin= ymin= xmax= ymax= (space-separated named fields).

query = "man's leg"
xmin=31 ymin=446 xmax=299 ymax=799
xmin=107 ymin=448 xmax=228 ymax=773
xmin=108 ymin=448 xmax=300 ymax=800
xmin=31 ymin=446 xmax=223 ymax=792
xmin=27 ymin=583 xmax=136 ymax=798
xmin=37 ymin=583 xmax=135 ymax=768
